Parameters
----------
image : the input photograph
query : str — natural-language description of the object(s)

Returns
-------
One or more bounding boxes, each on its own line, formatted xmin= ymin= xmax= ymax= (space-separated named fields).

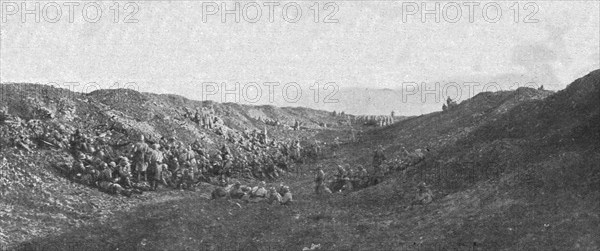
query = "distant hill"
xmin=328 ymin=69 xmax=599 ymax=249
xmin=190 ymin=73 xmax=558 ymax=116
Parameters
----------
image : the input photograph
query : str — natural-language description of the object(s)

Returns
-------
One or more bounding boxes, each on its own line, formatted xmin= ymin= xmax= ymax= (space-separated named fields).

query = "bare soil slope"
xmin=3 ymin=69 xmax=599 ymax=250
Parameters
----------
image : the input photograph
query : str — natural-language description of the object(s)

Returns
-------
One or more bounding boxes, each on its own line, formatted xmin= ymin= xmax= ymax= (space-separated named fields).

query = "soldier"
xmin=108 ymin=161 xmax=118 ymax=178
xmin=414 ymin=182 xmax=433 ymax=205
xmin=147 ymin=144 xmax=164 ymax=190
xmin=91 ymin=150 xmax=106 ymax=168
xmin=251 ymin=181 xmax=268 ymax=198
xmin=150 ymin=162 xmax=164 ymax=191
xmin=70 ymin=129 xmax=83 ymax=153
xmin=358 ymin=166 xmax=369 ymax=188
xmin=267 ymin=187 xmax=282 ymax=204
xmin=277 ymin=182 xmax=287 ymax=196
xmin=335 ymin=165 xmax=347 ymax=181
xmin=81 ymin=168 xmax=98 ymax=187
xmin=169 ymin=157 xmax=180 ymax=173
xmin=294 ymin=140 xmax=302 ymax=161
xmin=181 ymin=161 xmax=195 ymax=190
xmin=372 ymin=145 xmax=386 ymax=169
xmin=211 ymin=186 xmax=229 ymax=199
xmin=201 ymin=155 xmax=211 ymax=174
xmin=71 ymin=161 xmax=86 ymax=180
xmin=161 ymin=165 xmax=174 ymax=187
xmin=179 ymin=145 xmax=195 ymax=163
xmin=97 ymin=163 xmax=115 ymax=193
xmin=315 ymin=169 xmax=326 ymax=195
xmin=174 ymin=163 xmax=186 ymax=189
xmin=229 ymin=181 xmax=245 ymax=199
xmin=118 ymin=156 xmax=133 ymax=188
xmin=280 ymin=186 xmax=293 ymax=205
xmin=132 ymin=135 xmax=150 ymax=182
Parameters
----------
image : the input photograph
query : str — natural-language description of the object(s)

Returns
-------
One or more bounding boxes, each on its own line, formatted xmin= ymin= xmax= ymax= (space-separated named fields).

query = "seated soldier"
xmin=267 ymin=187 xmax=282 ymax=204
xmin=414 ymin=182 xmax=433 ymax=205
xmin=211 ymin=186 xmax=229 ymax=199
xmin=317 ymin=183 xmax=332 ymax=194
xmin=110 ymin=183 xmax=132 ymax=197
xmin=251 ymin=181 xmax=268 ymax=198
xmin=81 ymin=169 xmax=98 ymax=186
xmin=117 ymin=157 xmax=133 ymax=188
xmin=97 ymin=163 xmax=116 ymax=193
xmin=229 ymin=182 xmax=245 ymax=199
xmin=240 ymin=186 xmax=252 ymax=201
xmin=280 ymin=186 xmax=293 ymax=205
xmin=277 ymin=182 xmax=286 ymax=196
xmin=335 ymin=165 xmax=347 ymax=181
xmin=108 ymin=161 xmax=118 ymax=177
xmin=71 ymin=161 xmax=86 ymax=179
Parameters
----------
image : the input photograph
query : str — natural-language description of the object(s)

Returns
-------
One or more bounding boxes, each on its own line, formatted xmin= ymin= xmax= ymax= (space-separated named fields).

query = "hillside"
xmin=332 ymin=69 xmax=600 ymax=249
xmin=0 ymin=84 xmax=355 ymax=247
xmin=2 ymin=69 xmax=599 ymax=250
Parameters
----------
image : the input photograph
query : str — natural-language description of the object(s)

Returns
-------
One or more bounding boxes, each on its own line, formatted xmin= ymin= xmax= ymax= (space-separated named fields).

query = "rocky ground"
xmin=2 ymin=70 xmax=600 ymax=250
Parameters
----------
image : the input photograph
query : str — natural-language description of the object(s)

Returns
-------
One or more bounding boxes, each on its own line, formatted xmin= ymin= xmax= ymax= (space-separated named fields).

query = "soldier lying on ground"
xmin=413 ymin=182 xmax=433 ymax=205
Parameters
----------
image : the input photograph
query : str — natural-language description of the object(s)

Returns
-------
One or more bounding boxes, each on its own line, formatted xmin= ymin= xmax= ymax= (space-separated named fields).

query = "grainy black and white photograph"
xmin=0 ymin=1 xmax=599 ymax=250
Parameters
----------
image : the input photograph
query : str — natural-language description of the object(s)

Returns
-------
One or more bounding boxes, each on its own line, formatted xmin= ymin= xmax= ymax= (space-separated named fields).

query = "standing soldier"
xmin=132 ymin=135 xmax=150 ymax=182
xmin=357 ymin=166 xmax=369 ymax=188
xmin=294 ymin=140 xmax=302 ymax=161
xmin=371 ymin=145 xmax=386 ymax=185
xmin=314 ymin=168 xmax=326 ymax=195
xmin=372 ymin=145 xmax=386 ymax=169
xmin=148 ymin=144 xmax=164 ymax=191
xmin=161 ymin=164 xmax=173 ymax=188
xmin=149 ymin=162 xmax=164 ymax=191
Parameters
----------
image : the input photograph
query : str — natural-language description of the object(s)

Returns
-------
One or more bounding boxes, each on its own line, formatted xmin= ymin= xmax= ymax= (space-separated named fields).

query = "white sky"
xmin=1 ymin=1 xmax=598 ymax=113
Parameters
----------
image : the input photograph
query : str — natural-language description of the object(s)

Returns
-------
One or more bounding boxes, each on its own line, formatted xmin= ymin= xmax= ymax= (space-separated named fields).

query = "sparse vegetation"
xmin=2 ymin=69 xmax=599 ymax=250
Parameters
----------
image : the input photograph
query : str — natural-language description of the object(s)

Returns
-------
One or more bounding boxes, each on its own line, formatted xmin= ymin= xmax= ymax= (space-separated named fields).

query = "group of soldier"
xmin=63 ymin=107 xmax=333 ymax=197
xmin=3 ymin=105 xmax=431 ymax=205
xmin=1 ymin=112 xmax=70 ymax=154
xmin=353 ymin=115 xmax=394 ymax=127
xmin=63 ymin=128 xmax=313 ymax=197
xmin=211 ymin=180 xmax=293 ymax=205
xmin=314 ymin=144 xmax=433 ymax=205
xmin=3 ymin=102 xmax=328 ymax=199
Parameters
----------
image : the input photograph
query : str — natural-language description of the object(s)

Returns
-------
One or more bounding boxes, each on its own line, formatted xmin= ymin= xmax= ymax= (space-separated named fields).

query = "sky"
xmin=1 ymin=1 xmax=598 ymax=115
